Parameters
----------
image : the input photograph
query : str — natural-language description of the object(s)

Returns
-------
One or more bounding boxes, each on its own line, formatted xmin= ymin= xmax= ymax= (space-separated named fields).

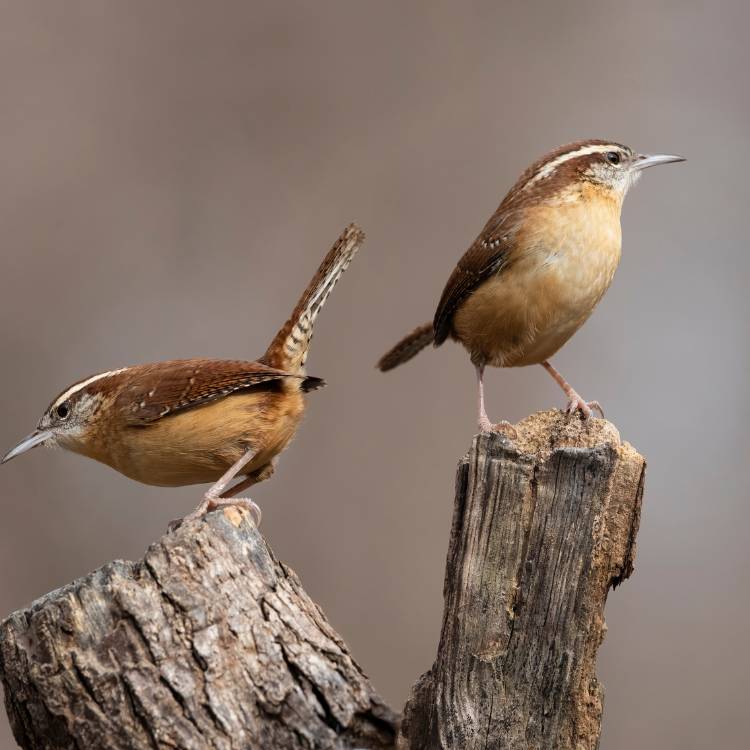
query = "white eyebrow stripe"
xmin=523 ymin=144 xmax=616 ymax=190
xmin=52 ymin=368 xmax=129 ymax=408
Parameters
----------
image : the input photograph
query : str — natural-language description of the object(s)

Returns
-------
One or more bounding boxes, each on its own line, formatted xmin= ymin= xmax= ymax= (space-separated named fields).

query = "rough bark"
xmin=398 ymin=410 xmax=645 ymax=750
xmin=0 ymin=507 xmax=397 ymax=750
xmin=1 ymin=410 xmax=645 ymax=750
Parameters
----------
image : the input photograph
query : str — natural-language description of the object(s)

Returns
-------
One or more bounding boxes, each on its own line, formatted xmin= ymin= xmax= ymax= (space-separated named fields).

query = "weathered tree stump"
xmin=0 ymin=507 xmax=397 ymax=749
xmin=398 ymin=410 xmax=645 ymax=750
xmin=1 ymin=411 xmax=645 ymax=749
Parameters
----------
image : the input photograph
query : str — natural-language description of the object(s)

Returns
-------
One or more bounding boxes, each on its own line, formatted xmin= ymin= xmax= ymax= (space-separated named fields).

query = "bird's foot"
xmin=168 ymin=495 xmax=262 ymax=533
xmin=478 ymin=416 xmax=518 ymax=438
xmin=564 ymin=393 xmax=604 ymax=420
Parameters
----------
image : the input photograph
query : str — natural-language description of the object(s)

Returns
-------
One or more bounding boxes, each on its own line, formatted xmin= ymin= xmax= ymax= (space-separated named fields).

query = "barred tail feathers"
xmin=377 ymin=323 xmax=435 ymax=371
xmin=263 ymin=224 xmax=365 ymax=373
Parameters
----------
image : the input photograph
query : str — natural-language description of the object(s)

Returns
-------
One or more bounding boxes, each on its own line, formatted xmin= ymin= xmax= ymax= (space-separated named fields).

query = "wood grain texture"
xmin=0 ymin=410 xmax=644 ymax=749
xmin=0 ymin=509 xmax=397 ymax=750
xmin=398 ymin=410 xmax=645 ymax=750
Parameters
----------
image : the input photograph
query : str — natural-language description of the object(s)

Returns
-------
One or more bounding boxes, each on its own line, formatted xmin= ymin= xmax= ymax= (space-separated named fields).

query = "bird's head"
xmin=2 ymin=370 xmax=125 ymax=464
xmin=510 ymin=139 xmax=685 ymax=206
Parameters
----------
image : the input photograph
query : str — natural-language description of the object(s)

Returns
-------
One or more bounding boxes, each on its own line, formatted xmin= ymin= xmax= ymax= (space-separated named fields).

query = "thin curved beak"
xmin=1 ymin=430 xmax=52 ymax=464
xmin=632 ymin=153 xmax=685 ymax=171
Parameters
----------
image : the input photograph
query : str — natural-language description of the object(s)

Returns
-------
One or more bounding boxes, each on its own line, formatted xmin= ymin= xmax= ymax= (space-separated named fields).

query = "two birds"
xmin=2 ymin=140 xmax=683 ymax=524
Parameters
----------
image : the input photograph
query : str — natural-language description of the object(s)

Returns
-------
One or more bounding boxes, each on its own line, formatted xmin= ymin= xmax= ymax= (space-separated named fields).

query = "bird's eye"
xmin=606 ymin=151 xmax=621 ymax=165
xmin=56 ymin=403 xmax=70 ymax=419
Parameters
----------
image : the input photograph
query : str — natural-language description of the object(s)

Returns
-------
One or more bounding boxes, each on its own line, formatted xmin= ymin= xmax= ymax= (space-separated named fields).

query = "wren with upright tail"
xmin=3 ymin=224 xmax=365 ymax=526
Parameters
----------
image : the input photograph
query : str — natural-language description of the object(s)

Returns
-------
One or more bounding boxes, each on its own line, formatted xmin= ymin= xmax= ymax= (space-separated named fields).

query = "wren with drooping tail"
xmin=378 ymin=140 xmax=683 ymax=431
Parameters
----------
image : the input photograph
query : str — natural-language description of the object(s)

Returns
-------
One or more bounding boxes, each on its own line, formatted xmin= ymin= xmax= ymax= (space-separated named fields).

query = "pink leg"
xmin=168 ymin=446 xmax=262 ymax=531
xmin=541 ymin=361 xmax=604 ymax=420
xmin=476 ymin=364 xmax=493 ymax=432
xmin=475 ymin=365 xmax=517 ymax=437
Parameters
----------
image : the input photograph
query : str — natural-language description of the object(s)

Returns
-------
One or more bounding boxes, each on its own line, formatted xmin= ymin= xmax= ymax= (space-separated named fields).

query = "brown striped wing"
xmin=114 ymin=358 xmax=311 ymax=425
xmin=432 ymin=215 xmax=517 ymax=345
xmin=433 ymin=139 xmax=629 ymax=345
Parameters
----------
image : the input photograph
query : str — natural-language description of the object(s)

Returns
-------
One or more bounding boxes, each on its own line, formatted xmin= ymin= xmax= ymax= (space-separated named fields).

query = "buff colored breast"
xmin=452 ymin=187 xmax=622 ymax=367
xmin=83 ymin=385 xmax=306 ymax=486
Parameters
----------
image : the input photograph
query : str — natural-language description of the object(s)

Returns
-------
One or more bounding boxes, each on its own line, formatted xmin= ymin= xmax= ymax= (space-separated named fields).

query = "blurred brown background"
xmin=0 ymin=2 xmax=748 ymax=748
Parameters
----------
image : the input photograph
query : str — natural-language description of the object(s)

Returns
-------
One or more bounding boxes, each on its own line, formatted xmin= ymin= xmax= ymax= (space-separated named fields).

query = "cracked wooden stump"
xmin=398 ymin=410 xmax=645 ymax=750
xmin=0 ymin=507 xmax=397 ymax=750
xmin=1 ymin=411 xmax=644 ymax=749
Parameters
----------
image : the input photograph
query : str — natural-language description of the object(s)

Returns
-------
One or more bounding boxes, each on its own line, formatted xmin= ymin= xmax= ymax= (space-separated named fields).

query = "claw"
xmin=588 ymin=400 xmax=604 ymax=418
xmin=542 ymin=361 xmax=604 ymax=422
xmin=478 ymin=416 xmax=518 ymax=438
xmin=565 ymin=396 xmax=603 ymax=420
xmin=167 ymin=496 xmax=262 ymax=533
